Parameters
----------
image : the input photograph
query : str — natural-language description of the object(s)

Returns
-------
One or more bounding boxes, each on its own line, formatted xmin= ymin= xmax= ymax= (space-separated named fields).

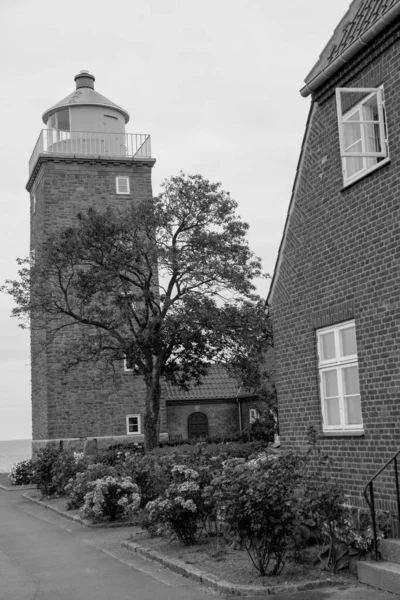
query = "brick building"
xmin=27 ymin=71 xmax=167 ymax=453
xmin=27 ymin=72 xmax=264 ymax=452
xmin=268 ymin=0 xmax=400 ymax=511
xmin=165 ymin=364 xmax=263 ymax=440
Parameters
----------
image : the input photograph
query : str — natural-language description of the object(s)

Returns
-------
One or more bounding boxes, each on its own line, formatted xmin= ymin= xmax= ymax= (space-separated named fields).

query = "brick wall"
xmin=28 ymin=157 xmax=168 ymax=442
xmin=269 ymin=23 xmax=400 ymax=510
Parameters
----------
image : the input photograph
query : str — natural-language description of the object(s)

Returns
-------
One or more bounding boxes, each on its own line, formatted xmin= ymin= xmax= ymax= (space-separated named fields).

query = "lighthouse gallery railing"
xmin=29 ymin=129 xmax=152 ymax=175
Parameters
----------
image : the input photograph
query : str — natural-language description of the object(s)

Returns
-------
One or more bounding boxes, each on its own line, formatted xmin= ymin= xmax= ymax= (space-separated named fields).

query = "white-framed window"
xmin=116 ymin=176 xmax=130 ymax=194
xmin=336 ymin=87 xmax=389 ymax=186
xmin=317 ymin=320 xmax=363 ymax=433
xmin=126 ymin=414 xmax=141 ymax=435
xmin=249 ymin=408 xmax=259 ymax=424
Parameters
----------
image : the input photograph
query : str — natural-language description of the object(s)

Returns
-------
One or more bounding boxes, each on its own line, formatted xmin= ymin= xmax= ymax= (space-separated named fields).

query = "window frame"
xmin=116 ymin=176 xmax=130 ymax=195
xmin=126 ymin=414 xmax=141 ymax=435
xmin=124 ymin=356 xmax=134 ymax=372
xmin=316 ymin=320 xmax=363 ymax=434
xmin=336 ymin=87 xmax=389 ymax=186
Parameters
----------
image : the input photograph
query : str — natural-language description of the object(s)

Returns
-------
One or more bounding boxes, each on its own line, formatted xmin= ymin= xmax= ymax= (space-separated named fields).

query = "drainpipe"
xmin=236 ymin=385 xmax=243 ymax=433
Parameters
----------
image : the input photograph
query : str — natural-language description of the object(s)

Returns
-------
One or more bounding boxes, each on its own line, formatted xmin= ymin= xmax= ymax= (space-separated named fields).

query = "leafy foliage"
xmin=144 ymin=464 xmax=211 ymax=545
xmin=209 ymin=452 xmax=305 ymax=575
xmin=31 ymin=445 xmax=63 ymax=496
xmin=9 ymin=459 xmax=35 ymax=485
xmin=3 ymin=173 xmax=269 ymax=451
xmin=82 ymin=476 xmax=141 ymax=522
xmin=65 ymin=463 xmax=118 ymax=510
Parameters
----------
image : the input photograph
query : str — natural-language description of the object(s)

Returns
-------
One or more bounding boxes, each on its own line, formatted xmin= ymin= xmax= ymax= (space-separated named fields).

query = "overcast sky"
xmin=0 ymin=0 xmax=351 ymax=440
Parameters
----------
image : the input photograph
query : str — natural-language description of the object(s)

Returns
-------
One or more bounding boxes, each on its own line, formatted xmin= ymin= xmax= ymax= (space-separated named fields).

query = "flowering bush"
xmin=82 ymin=476 xmax=141 ymax=521
xmin=209 ymin=452 xmax=304 ymax=575
xmin=9 ymin=459 xmax=35 ymax=485
xmin=65 ymin=463 xmax=118 ymax=510
xmin=145 ymin=464 xmax=209 ymax=545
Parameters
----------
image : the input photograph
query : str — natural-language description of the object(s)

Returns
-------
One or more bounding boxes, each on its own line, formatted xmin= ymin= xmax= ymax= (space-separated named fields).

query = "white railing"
xmin=29 ymin=129 xmax=152 ymax=175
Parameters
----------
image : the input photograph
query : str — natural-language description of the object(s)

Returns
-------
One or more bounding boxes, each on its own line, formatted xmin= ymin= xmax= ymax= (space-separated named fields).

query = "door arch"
xmin=188 ymin=412 xmax=209 ymax=439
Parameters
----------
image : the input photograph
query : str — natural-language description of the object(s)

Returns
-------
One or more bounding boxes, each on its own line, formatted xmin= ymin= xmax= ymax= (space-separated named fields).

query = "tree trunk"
xmin=143 ymin=376 xmax=161 ymax=453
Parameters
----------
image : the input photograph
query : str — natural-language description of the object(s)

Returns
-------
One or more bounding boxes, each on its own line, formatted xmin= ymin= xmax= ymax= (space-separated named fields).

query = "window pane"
xmin=117 ymin=178 xmax=128 ymax=193
xmin=344 ymin=395 xmax=362 ymax=425
xmin=340 ymin=326 xmax=357 ymax=356
xmin=320 ymin=332 xmax=336 ymax=361
xmin=128 ymin=417 xmax=138 ymax=433
xmin=345 ymin=156 xmax=364 ymax=177
xmin=57 ymin=109 xmax=70 ymax=132
xmin=343 ymin=120 xmax=362 ymax=151
xmin=342 ymin=365 xmax=360 ymax=395
xmin=322 ymin=370 xmax=338 ymax=398
xmin=324 ymin=397 xmax=341 ymax=426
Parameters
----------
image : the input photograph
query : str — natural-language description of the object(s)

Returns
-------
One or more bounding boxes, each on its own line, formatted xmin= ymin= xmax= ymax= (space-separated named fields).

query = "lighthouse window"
xmin=116 ymin=177 xmax=130 ymax=194
xmin=48 ymin=109 xmax=70 ymax=132
xmin=57 ymin=109 xmax=70 ymax=132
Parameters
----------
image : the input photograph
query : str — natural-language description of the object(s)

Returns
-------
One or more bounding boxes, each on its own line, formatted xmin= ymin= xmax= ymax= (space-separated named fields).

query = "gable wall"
xmin=270 ymin=20 xmax=400 ymax=508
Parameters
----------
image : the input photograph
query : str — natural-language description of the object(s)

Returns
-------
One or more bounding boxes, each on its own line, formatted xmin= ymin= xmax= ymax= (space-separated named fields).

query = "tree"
xmin=2 ymin=173 xmax=271 ymax=451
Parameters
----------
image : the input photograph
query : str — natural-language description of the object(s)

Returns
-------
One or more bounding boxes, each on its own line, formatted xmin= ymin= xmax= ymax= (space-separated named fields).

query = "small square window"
xmin=336 ymin=87 xmax=389 ymax=186
xmin=116 ymin=177 xmax=130 ymax=194
xmin=126 ymin=414 xmax=141 ymax=435
xmin=317 ymin=320 xmax=363 ymax=434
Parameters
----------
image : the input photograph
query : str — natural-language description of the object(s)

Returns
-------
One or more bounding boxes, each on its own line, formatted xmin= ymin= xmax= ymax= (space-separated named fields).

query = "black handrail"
xmin=363 ymin=447 xmax=400 ymax=560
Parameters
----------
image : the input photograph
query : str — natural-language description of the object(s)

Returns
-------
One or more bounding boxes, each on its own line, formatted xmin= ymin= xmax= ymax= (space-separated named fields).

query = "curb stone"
xmin=0 ymin=483 xmax=37 ymax=491
xmin=121 ymin=540 xmax=340 ymax=597
xmin=23 ymin=492 xmax=139 ymax=529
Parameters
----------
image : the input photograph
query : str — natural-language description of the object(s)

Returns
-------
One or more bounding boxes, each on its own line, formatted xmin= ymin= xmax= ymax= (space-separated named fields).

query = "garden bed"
xmin=126 ymin=529 xmax=357 ymax=589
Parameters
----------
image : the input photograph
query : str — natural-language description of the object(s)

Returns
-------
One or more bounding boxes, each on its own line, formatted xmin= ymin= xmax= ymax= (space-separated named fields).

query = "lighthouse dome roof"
xmin=42 ymin=71 xmax=130 ymax=125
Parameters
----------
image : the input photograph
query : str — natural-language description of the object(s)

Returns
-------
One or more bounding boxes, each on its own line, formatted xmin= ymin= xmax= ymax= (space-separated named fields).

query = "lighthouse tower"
xmin=27 ymin=71 xmax=165 ymax=453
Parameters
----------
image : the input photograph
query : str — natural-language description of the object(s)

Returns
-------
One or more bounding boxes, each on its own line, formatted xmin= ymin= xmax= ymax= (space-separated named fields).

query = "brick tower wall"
xmin=269 ymin=22 xmax=400 ymax=511
xmin=28 ymin=157 xmax=167 ymax=448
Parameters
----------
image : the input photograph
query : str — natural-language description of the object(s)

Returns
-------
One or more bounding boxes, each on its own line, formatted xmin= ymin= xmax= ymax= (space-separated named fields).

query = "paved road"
xmin=1 ymin=488 xmax=399 ymax=600
xmin=0 ymin=488 xmax=217 ymax=600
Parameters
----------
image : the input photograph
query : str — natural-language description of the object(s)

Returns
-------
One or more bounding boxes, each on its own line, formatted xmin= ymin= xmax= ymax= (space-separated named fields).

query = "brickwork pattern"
xmin=29 ymin=157 xmax=168 ymax=441
xmin=270 ymin=25 xmax=400 ymax=509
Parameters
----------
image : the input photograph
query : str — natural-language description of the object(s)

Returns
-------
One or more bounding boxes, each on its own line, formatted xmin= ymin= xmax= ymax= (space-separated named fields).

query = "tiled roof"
xmin=304 ymin=0 xmax=400 ymax=92
xmin=164 ymin=364 xmax=254 ymax=401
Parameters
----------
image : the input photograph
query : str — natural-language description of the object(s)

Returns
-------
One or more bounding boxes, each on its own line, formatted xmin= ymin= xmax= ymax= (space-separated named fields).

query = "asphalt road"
xmin=0 ymin=488 xmax=217 ymax=600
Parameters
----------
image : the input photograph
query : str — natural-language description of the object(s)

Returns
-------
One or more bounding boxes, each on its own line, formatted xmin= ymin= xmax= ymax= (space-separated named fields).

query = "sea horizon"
xmin=0 ymin=439 xmax=32 ymax=473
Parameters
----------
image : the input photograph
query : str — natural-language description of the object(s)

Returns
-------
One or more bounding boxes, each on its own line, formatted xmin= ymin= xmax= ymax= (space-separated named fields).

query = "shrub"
xmin=210 ymin=452 xmax=304 ymax=575
xmin=122 ymin=454 xmax=172 ymax=507
xmin=9 ymin=459 xmax=35 ymax=485
xmin=299 ymin=480 xmax=355 ymax=572
xmin=145 ymin=465 xmax=210 ymax=545
xmin=96 ymin=443 xmax=144 ymax=468
xmin=65 ymin=463 xmax=118 ymax=510
xmin=82 ymin=476 xmax=141 ymax=522
xmin=50 ymin=450 xmax=88 ymax=497
xmin=31 ymin=445 xmax=63 ymax=496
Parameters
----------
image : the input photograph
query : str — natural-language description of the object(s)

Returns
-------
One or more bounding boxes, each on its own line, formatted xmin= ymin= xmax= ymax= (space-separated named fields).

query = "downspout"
xmin=236 ymin=385 xmax=243 ymax=433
